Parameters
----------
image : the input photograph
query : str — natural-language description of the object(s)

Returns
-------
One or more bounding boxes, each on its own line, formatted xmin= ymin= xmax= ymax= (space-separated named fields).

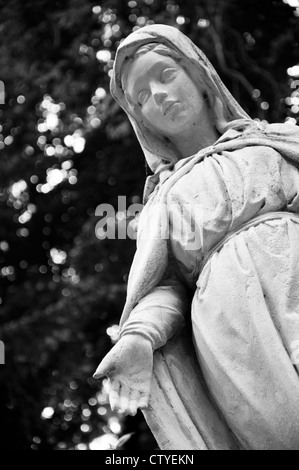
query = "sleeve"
xmin=119 ymin=255 xmax=191 ymax=351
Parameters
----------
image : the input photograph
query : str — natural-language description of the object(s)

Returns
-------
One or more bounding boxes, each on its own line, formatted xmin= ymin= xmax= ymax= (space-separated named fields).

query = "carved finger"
xmin=137 ymin=390 xmax=150 ymax=409
xmin=93 ymin=356 xmax=114 ymax=379
xmin=108 ymin=380 xmax=121 ymax=411
xmin=119 ymin=383 xmax=130 ymax=414
xmin=128 ymin=389 xmax=140 ymax=416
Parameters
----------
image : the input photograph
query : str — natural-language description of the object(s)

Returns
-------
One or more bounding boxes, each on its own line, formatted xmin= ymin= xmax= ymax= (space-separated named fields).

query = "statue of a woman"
xmin=94 ymin=24 xmax=299 ymax=450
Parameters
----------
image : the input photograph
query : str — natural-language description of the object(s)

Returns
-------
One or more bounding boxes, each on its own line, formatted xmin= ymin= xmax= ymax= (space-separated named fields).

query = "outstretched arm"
xmin=93 ymin=268 xmax=190 ymax=415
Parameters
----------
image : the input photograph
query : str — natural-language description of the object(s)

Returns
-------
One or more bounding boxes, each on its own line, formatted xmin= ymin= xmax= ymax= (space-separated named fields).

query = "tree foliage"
xmin=0 ymin=0 xmax=299 ymax=450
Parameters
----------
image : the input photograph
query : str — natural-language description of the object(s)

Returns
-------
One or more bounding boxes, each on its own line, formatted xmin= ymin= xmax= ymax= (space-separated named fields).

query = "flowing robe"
xmin=108 ymin=23 xmax=299 ymax=450
xmin=120 ymin=145 xmax=299 ymax=450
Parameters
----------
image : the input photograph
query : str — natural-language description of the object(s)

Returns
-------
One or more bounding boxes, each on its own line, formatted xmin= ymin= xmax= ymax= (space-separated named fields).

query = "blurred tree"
xmin=0 ymin=0 xmax=298 ymax=450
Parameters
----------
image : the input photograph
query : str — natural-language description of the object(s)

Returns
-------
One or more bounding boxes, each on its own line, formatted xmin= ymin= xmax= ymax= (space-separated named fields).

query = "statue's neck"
xmin=171 ymin=115 xmax=219 ymax=159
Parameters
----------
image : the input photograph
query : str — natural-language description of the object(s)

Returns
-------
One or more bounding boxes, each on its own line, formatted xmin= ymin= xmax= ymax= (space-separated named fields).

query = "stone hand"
xmin=93 ymin=335 xmax=153 ymax=416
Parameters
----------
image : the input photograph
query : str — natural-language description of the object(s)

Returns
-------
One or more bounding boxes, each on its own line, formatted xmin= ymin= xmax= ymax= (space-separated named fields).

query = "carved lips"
xmin=162 ymin=100 xmax=179 ymax=116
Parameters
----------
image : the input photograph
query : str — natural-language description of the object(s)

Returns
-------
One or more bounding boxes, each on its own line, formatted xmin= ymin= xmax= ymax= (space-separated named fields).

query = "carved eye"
xmin=138 ymin=90 xmax=149 ymax=106
xmin=161 ymin=68 xmax=176 ymax=83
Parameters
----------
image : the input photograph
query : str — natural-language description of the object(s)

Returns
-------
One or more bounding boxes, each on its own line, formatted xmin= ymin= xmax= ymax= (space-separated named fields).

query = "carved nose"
xmin=152 ymin=87 xmax=167 ymax=105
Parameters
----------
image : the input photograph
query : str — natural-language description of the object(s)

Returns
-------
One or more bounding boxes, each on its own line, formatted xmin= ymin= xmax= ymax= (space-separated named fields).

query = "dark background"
xmin=0 ymin=0 xmax=299 ymax=450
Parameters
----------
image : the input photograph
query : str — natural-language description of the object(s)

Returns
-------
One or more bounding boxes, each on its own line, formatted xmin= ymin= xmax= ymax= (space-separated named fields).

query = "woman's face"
xmin=125 ymin=51 xmax=207 ymax=138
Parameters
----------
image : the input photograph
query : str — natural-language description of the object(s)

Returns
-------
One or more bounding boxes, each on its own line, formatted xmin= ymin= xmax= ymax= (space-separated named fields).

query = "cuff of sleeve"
xmin=119 ymin=306 xmax=185 ymax=350
xmin=119 ymin=328 xmax=156 ymax=350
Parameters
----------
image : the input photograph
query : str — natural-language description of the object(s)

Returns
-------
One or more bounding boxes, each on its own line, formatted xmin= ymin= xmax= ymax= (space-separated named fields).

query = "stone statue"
xmin=94 ymin=24 xmax=299 ymax=450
